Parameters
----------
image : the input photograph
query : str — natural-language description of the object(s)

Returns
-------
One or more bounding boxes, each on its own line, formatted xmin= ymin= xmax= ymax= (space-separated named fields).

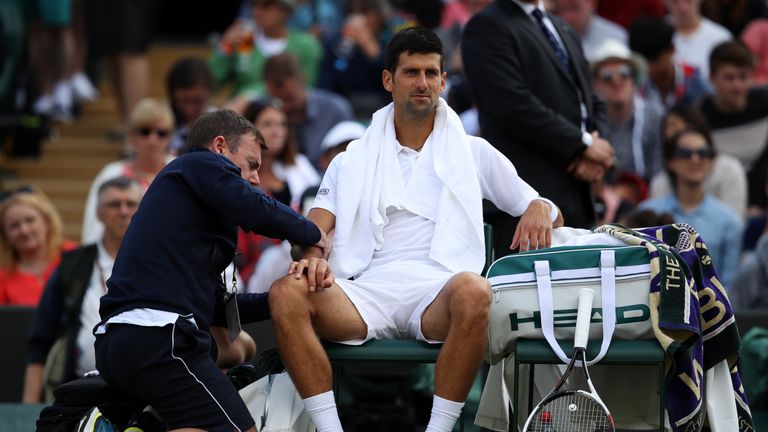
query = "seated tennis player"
xmin=269 ymin=27 xmax=563 ymax=432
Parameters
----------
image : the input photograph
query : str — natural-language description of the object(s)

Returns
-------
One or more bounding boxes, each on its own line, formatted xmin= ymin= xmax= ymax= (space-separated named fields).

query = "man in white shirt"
xmin=667 ymin=0 xmax=731 ymax=80
xmin=269 ymin=27 xmax=563 ymax=432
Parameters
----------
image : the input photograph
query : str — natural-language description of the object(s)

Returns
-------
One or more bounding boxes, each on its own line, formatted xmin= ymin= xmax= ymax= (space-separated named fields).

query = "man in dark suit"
xmin=462 ymin=0 xmax=614 ymax=256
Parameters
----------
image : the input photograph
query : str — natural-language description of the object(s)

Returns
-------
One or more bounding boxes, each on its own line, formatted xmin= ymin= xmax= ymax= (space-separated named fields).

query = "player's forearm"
xmin=290 ymin=243 xmax=325 ymax=261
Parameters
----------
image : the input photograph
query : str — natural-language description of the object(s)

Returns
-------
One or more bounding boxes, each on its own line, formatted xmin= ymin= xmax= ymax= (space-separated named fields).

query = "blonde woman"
xmin=82 ymin=98 xmax=175 ymax=244
xmin=0 ymin=187 xmax=76 ymax=305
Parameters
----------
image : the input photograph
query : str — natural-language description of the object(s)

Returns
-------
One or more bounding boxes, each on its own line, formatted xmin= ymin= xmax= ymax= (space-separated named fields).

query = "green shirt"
xmin=209 ymin=31 xmax=322 ymax=97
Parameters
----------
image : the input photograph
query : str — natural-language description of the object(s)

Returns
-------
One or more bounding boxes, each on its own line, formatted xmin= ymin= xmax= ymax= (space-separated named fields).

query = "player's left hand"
xmin=510 ymin=200 xmax=553 ymax=252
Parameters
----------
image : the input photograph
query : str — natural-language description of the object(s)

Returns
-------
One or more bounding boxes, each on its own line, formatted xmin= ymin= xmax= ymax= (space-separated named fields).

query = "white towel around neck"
xmin=330 ymin=98 xmax=485 ymax=279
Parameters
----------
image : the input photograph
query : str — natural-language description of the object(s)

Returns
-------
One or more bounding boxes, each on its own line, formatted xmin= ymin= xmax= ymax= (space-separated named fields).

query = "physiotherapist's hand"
xmin=289 ymin=257 xmax=335 ymax=292
xmin=290 ymin=230 xmax=331 ymax=261
xmin=315 ymin=230 xmax=331 ymax=259
xmin=510 ymin=200 xmax=553 ymax=252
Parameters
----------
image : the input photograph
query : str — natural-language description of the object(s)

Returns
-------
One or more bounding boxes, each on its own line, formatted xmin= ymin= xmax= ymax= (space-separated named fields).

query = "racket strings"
xmin=529 ymin=392 xmax=612 ymax=432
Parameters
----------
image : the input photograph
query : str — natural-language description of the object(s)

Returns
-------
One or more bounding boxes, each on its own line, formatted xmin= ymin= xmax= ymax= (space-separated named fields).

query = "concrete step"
xmin=2 ymin=157 xmax=112 ymax=179
xmin=54 ymin=120 xmax=118 ymax=136
xmin=50 ymin=197 xmax=86 ymax=219
xmin=43 ymin=137 xmax=122 ymax=159
xmin=79 ymin=98 xmax=118 ymax=115
xmin=44 ymin=145 xmax=120 ymax=159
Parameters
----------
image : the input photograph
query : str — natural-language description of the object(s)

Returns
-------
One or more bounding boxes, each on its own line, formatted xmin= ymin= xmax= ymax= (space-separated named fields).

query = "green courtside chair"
xmin=323 ymin=224 xmax=494 ymax=431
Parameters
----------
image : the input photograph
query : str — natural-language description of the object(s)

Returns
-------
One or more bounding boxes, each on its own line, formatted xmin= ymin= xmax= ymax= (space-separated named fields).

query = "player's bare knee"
xmin=449 ymin=272 xmax=491 ymax=320
xmin=269 ymin=275 xmax=309 ymax=318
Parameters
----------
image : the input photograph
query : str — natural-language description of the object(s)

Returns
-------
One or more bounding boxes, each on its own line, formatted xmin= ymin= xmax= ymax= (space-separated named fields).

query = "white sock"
xmin=426 ymin=395 xmax=464 ymax=432
xmin=303 ymin=391 xmax=343 ymax=432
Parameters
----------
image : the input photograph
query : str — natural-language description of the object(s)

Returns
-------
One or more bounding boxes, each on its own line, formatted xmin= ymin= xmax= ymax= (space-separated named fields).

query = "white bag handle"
xmin=534 ymin=249 xmax=617 ymax=366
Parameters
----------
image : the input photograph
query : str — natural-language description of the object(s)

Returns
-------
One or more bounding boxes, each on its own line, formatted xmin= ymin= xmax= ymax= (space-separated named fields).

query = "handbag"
xmin=486 ymin=232 xmax=655 ymax=365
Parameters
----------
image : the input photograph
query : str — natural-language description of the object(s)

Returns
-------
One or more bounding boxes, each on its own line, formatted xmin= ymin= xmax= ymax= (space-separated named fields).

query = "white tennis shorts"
xmin=334 ymin=261 xmax=454 ymax=345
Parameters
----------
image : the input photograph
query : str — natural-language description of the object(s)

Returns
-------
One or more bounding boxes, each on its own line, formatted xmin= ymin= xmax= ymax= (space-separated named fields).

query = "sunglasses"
xmin=137 ymin=127 xmax=171 ymax=139
xmin=0 ymin=185 xmax=34 ymax=203
xmin=673 ymin=148 xmax=715 ymax=160
xmin=598 ymin=65 xmax=633 ymax=83
xmin=101 ymin=199 xmax=140 ymax=210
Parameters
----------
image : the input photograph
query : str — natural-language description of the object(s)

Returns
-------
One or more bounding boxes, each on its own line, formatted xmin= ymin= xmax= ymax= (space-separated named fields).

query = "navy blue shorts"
xmin=95 ymin=318 xmax=254 ymax=432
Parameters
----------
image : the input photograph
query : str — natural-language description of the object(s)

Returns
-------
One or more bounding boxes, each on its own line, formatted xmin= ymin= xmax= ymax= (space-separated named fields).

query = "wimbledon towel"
xmin=330 ymin=98 xmax=485 ymax=279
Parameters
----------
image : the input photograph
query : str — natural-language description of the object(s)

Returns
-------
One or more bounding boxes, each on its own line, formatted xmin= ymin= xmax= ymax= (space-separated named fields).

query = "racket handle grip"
xmin=574 ymin=288 xmax=594 ymax=350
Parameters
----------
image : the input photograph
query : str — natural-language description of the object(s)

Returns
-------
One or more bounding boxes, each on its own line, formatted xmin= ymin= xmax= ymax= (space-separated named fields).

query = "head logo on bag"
xmin=508 ymin=304 xmax=651 ymax=331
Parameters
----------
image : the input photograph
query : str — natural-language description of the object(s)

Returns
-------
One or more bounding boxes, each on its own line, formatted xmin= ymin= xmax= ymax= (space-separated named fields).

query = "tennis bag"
xmin=486 ymin=242 xmax=655 ymax=365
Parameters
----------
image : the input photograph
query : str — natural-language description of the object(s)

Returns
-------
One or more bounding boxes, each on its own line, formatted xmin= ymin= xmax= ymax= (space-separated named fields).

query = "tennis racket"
xmin=521 ymin=288 xmax=614 ymax=432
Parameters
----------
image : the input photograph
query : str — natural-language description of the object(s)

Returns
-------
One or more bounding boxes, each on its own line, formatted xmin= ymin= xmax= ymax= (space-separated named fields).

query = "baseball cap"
xmin=320 ymin=121 xmax=367 ymax=152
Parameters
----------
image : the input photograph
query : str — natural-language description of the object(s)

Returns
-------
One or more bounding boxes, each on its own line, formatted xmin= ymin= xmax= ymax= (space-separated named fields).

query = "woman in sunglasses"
xmin=0 ymin=187 xmax=76 ymax=305
xmin=638 ymin=126 xmax=744 ymax=287
xmin=649 ymin=103 xmax=747 ymax=220
xmin=82 ymin=98 xmax=175 ymax=244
